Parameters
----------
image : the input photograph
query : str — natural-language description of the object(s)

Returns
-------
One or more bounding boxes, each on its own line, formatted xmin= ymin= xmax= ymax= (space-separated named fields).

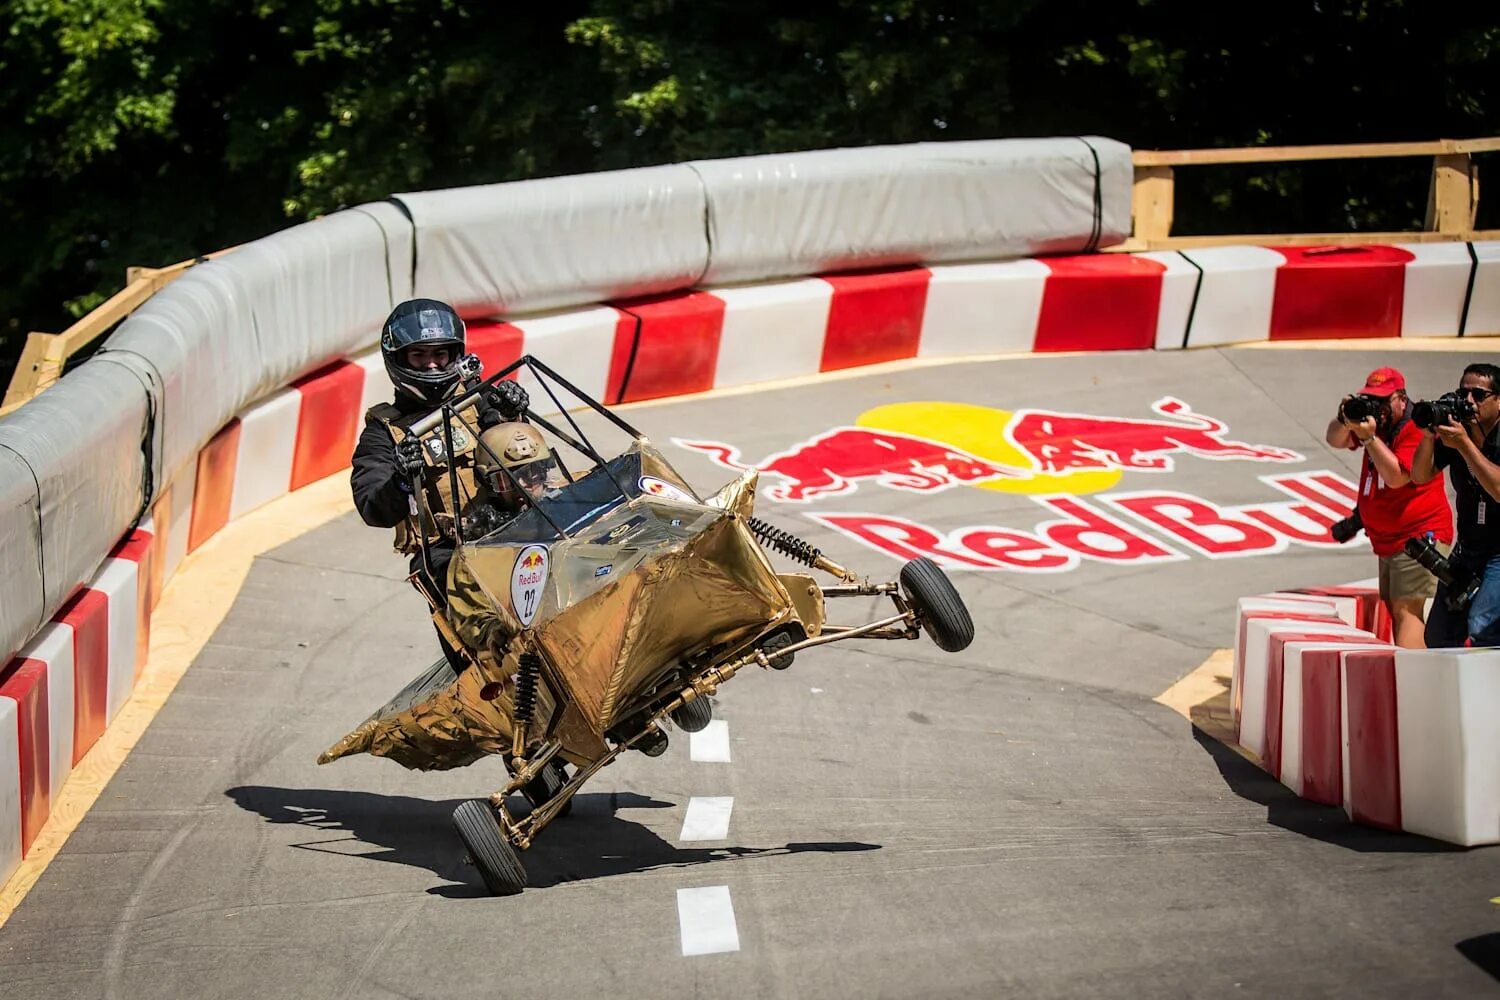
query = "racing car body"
xmin=318 ymin=357 xmax=973 ymax=895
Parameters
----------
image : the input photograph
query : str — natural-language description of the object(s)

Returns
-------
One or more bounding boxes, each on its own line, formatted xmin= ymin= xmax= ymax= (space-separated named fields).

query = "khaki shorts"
xmin=1378 ymin=542 xmax=1450 ymax=602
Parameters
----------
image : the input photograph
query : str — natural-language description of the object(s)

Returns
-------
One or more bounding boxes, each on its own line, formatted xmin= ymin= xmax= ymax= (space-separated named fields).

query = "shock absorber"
xmin=749 ymin=517 xmax=821 ymax=567
xmin=511 ymin=651 xmax=540 ymax=758
xmin=747 ymin=517 xmax=856 ymax=582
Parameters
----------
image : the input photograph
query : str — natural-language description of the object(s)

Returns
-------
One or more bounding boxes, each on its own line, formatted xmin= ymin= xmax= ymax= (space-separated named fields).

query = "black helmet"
xmin=380 ymin=298 xmax=467 ymax=404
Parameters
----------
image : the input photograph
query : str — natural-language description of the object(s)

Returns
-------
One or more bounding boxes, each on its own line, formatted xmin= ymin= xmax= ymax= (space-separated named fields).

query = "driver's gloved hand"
xmin=489 ymin=380 xmax=530 ymax=420
xmin=396 ymin=436 xmax=425 ymax=479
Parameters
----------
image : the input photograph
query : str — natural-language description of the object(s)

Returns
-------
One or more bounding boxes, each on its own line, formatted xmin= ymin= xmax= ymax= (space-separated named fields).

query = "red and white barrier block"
xmin=1390 ymin=648 xmax=1500 ymax=846
xmin=1232 ymin=596 xmax=1344 ymax=735
xmin=1239 ymin=619 xmax=1377 ymax=763
xmin=1278 ymin=638 xmax=1394 ymax=805
xmin=1232 ymin=583 xmax=1499 ymax=847
xmin=1177 ymin=241 xmax=1500 ymax=347
xmin=0 ymin=524 xmax=157 ymax=886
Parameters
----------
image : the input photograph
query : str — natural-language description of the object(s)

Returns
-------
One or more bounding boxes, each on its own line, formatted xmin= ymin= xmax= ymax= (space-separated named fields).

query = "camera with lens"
xmin=1411 ymin=392 xmax=1476 ymax=431
xmin=1339 ymin=395 xmax=1380 ymax=424
xmin=1329 ymin=509 xmax=1363 ymax=544
xmin=1404 ymin=533 xmax=1479 ymax=611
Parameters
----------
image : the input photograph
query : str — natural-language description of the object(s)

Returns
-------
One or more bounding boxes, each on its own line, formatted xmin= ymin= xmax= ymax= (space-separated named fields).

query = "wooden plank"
xmin=2 ymin=247 xmax=235 ymax=415
xmin=1133 ymin=137 xmax=1500 ymax=167
xmin=0 ymin=333 xmax=64 ymax=414
xmin=1105 ymin=230 xmax=1500 ymax=252
xmin=1131 ymin=165 xmax=1175 ymax=241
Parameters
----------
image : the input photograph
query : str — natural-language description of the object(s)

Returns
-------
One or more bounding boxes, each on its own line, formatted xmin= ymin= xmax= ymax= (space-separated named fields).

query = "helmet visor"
xmin=511 ymin=457 xmax=559 ymax=499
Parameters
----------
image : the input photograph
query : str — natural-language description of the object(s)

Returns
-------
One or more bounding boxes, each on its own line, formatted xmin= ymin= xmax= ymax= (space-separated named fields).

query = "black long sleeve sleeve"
xmin=350 ymin=418 xmax=412 ymax=528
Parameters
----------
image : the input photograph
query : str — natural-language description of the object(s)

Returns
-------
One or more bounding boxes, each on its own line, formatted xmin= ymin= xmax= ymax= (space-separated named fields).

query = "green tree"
xmin=4 ymin=0 xmax=1499 ymax=387
xmin=0 ymin=0 xmax=600 ymax=380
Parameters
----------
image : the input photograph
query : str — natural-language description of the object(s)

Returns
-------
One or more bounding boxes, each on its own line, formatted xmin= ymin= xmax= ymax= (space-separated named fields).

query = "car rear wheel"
xmin=670 ymin=696 xmax=713 ymax=733
xmin=452 ymin=800 xmax=527 ymax=896
xmin=900 ymin=557 xmax=974 ymax=653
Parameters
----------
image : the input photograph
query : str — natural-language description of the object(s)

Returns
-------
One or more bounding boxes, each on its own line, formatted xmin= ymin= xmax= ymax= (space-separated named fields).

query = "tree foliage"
xmin=3 ymin=0 xmax=1498 ymax=378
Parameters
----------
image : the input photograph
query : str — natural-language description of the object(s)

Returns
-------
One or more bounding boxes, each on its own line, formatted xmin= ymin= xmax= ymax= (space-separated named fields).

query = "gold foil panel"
xmin=779 ymin=573 xmax=825 ymax=637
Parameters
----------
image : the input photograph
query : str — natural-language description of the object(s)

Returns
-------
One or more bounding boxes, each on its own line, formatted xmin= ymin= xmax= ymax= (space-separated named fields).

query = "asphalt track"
xmin=3 ymin=345 xmax=1499 ymax=999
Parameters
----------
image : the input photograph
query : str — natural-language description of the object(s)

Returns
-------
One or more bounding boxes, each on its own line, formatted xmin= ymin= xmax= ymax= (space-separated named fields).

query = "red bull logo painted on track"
xmin=675 ymin=397 xmax=1302 ymax=503
xmin=675 ymin=428 xmax=1023 ymax=503
xmin=802 ymin=470 xmax=1358 ymax=572
xmin=673 ymin=399 xmax=1355 ymax=573
xmin=1005 ymin=397 xmax=1302 ymax=474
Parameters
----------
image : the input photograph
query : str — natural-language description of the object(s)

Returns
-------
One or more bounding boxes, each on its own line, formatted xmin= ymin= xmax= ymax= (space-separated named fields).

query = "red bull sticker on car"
xmin=511 ymin=545 xmax=549 ymax=627
xmin=639 ymin=476 xmax=696 ymax=504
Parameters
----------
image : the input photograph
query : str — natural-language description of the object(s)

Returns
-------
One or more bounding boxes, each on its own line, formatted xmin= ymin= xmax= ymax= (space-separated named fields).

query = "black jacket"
xmin=350 ymin=391 xmax=503 ymax=530
xmin=351 ymin=394 xmax=427 ymax=529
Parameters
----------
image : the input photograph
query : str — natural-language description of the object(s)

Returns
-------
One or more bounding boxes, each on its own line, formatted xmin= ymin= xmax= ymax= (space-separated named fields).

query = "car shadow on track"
xmin=226 ymin=785 xmax=880 ymax=898
xmin=1190 ymin=728 xmax=1466 ymax=854
xmin=1457 ymin=933 xmax=1500 ymax=983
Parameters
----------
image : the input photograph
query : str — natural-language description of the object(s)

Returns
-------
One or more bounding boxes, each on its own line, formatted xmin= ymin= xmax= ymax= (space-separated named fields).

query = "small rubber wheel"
xmin=899 ymin=557 xmax=975 ymax=653
xmin=635 ymin=725 xmax=669 ymax=757
xmin=671 ymin=696 xmax=713 ymax=733
xmin=522 ymin=759 xmax=573 ymax=818
xmin=452 ymin=800 xmax=527 ymax=896
xmin=762 ymin=629 xmax=797 ymax=670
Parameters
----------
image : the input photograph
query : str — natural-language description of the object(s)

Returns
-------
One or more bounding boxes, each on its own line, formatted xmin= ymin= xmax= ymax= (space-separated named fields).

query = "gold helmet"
xmin=476 ymin=421 xmax=560 ymax=505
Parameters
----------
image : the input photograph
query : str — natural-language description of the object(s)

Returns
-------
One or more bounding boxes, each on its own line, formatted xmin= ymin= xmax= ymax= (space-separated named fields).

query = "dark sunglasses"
xmin=1457 ymin=386 xmax=1496 ymax=402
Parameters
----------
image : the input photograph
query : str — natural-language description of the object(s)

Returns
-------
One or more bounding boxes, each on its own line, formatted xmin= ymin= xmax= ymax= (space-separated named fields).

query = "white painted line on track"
xmin=677 ymin=886 xmax=741 ymax=956
xmin=679 ymin=796 xmax=734 ymax=842
xmin=689 ymin=720 xmax=731 ymax=762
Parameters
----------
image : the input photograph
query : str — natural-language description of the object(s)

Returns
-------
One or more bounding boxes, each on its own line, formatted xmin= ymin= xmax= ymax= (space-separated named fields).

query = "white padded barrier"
xmin=93 ymin=558 xmax=142 ymax=725
xmin=1176 ymin=246 xmax=1284 ymax=347
xmin=511 ymin=306 xmax=622 ymax=415
xmin=918 ymin=260 xmax=1048 ymax=358
xmin=711 ymin=279 xmax=834 ymax=387
xmin=227 ymin=389 xmax=301 ymax=521
xmin=1240 ymin=617 xmax=1368 ymax=760
xmin=1398 ymin=242 xmax=1476 ymax=337
xmin=1137 ymin=251 xmax=1199 ymax=351
xmin=0 ymin=698 xmax=19 ymax=886
xmin=1468 ymin=242 xmax=1500 ymax=336
xmin=1280 ymin=638 xmax=1394 ymax=800
xmin=23 ymin=625 xmax=75 ymax=805
xmin=1232 ymin=595 xmax=1341 ymax=729
xmin=1394 ymin=648 xmax=1500 ymax=846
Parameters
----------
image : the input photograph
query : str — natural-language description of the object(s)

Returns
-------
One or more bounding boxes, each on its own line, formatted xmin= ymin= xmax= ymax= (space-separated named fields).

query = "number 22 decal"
xmin=510 ymin=545 xmax=549 ymax=627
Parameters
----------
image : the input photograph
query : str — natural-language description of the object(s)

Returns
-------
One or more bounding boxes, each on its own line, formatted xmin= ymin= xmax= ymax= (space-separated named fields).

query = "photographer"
xmin=1325 ymin=367 xmax=1453 ymax=648
xmin=1411 ymin=362 xmax=1500 ymax=648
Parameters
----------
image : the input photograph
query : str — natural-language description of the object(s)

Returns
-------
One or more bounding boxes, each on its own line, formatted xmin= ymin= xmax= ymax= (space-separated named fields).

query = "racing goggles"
xmin=506 ymin=458 xmax=558 ymax=498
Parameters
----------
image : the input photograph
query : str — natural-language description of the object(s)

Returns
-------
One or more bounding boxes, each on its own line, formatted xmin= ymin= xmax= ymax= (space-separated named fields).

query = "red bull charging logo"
xmin=673 ymin=399 xmax=1357 ymax=573
xmin=676 ymin=397 xmax=1302 ymax=503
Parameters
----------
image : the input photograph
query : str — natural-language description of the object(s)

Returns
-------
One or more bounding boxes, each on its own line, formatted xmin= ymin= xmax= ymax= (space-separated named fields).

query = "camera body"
xmin=1340 ymin=395 xmax=1380 ymax=424
xmin=1411 ymin=392 xmax=1476 ymax=431
xmin=1404 ymin=534 xmax=1479 ymax=611
xmin=1330 ymin=509 xmax=1363 ymax=543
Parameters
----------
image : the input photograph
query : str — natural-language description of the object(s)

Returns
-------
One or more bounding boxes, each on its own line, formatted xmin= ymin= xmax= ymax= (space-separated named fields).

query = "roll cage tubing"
xmin=411 ymin=356 xmax=647 ymax=549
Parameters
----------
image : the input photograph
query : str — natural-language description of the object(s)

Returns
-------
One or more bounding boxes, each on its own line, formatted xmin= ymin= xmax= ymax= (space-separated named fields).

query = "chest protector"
xmin=369 ymin=403 xmax=481 ymax=555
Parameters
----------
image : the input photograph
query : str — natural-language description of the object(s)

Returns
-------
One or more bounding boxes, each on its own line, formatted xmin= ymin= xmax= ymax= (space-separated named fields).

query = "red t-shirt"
xmin=1352 ymin=419 xmax=1454 ymax=556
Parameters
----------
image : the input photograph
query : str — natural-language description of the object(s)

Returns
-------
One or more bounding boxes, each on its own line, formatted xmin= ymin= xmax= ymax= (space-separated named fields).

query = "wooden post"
xmin=1132 ymin=165 xmax=1176 ymax=242
xmin=1 ymin=332 xmax=66 ymax=414
xmin=1425 ymin=151 xmax=1477 ymax=234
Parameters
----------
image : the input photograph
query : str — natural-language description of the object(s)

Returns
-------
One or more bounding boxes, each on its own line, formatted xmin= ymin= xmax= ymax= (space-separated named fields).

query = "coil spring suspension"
xmin=748 ymin=517 xmax=823 ymax=569
xmin=513 ymin=652 xmax=540 ymax=729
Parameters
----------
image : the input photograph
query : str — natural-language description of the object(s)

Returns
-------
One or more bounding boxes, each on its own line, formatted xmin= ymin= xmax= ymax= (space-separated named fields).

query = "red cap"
xmin=1361 ymin=367 xmax=1405 ymax=397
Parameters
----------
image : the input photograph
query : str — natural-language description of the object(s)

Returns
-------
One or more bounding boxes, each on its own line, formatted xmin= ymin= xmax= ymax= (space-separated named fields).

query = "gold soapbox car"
xmin=318 ymin=357 xmax=974 ymax=896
